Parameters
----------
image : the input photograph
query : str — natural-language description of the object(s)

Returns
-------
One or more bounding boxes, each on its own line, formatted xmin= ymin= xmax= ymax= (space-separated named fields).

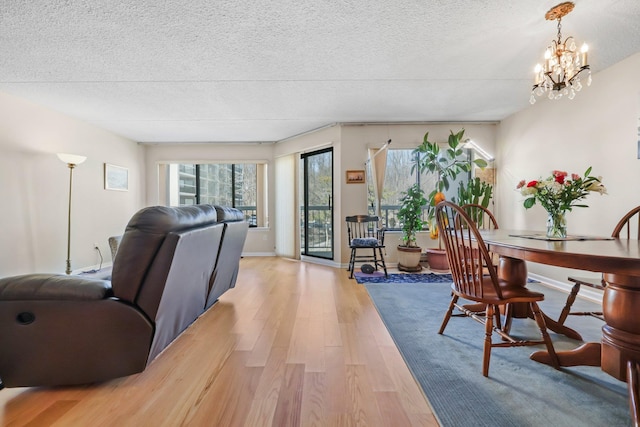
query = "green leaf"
xmin=473 ymin=159 xmax=488 ymax=168
xmin=442 ymin=176 xmax=449 ymax=190
xmin=524 ymin=198 xmax=536 ymax=209
xmin=585 ymin=166 xmax=592 ymax=177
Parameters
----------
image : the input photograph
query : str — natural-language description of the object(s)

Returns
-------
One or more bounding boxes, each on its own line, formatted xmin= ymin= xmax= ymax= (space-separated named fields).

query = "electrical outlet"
xmin=93 ymin=243 xmax=99 ymax=250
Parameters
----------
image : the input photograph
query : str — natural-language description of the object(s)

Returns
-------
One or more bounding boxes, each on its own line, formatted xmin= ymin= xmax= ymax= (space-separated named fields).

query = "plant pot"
xmin=397 ymin=245 xmax=423 ymax=272
xmin=426 ymin=248 xmax=449 ymax=272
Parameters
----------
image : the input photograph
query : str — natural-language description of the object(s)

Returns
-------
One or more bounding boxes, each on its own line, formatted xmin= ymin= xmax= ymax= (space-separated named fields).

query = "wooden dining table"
xmin=480 ymin=229 xmax=640 ymax=420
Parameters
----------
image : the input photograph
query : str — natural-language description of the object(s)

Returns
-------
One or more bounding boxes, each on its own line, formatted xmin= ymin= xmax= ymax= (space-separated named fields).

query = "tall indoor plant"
xmin=396 ymin=183 xmax=427 ymax=271
xmin=413 ymin=129 xmax=488 ymax=270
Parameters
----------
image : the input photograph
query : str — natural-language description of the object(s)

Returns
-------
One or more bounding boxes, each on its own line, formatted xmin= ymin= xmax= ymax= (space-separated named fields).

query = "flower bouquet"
xmin=517 ymin=167 xmax=606 ymax=238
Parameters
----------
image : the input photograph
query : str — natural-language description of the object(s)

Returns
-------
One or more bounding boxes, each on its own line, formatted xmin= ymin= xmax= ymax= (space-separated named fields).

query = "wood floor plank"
xmin=271 ymin=364 xmax=305 ymax=427
xmin=300 ymin=372 xmax=326 ymax=427
xmin=0 ymin=257 xmax=436 ymax=427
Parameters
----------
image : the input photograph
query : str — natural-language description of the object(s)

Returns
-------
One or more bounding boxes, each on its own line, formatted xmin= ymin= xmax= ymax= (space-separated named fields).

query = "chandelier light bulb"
xmin=580 ymin=43 xmax=589 ymax=65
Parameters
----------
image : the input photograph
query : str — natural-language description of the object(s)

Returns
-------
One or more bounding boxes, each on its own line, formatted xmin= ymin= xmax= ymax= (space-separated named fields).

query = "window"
xmin=167 ymin=163 xmax=267 ymax=227
xmin=368 ymin=149 xmax=469 ymax=230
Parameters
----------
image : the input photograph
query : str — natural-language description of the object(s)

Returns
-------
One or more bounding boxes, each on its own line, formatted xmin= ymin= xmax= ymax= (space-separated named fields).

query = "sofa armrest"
xmin=108 ymin=235 xmax=122 ymax=261
xmin=0 ymin=274 xmax=112 ymax=301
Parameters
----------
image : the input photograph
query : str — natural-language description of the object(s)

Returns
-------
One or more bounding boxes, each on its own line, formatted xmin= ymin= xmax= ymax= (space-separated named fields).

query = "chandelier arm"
xmin=566 ymin=66 xmax=589 ymax=85
xmin=545 ymin=72 xmax=559 ymax=85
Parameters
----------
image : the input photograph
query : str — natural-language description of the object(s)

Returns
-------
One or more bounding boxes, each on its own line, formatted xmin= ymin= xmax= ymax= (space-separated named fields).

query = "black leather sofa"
xmin=0 ymin=204 xmax=248 ymax=387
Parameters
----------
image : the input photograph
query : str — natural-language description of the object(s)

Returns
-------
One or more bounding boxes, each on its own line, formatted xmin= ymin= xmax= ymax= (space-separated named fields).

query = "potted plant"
xmin=457 ymin=176 xmax=494 ymax=226
xmin=396 ymin=183 xmax=427 ymax=271
xmin=414 ymin=129 xmax=488 ymax=270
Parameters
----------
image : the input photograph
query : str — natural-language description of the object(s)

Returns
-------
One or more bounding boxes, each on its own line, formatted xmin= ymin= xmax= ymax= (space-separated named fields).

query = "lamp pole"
xmin=65 ymin=162 xmax=75 ymax=275
xmin=57 ymin=153 xmax=87 ymax=275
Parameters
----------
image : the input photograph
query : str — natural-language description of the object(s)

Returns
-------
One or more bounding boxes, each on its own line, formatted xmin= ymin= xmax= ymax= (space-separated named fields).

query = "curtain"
xmin=274 ymin=154 xmax=297 ymax=258
xmin=368 ymin=144 xmax=388 ymax=221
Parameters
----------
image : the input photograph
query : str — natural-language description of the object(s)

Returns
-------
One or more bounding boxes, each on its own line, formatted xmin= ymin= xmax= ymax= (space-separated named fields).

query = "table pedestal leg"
xmin=498 ymin=256 xmax=582 ymax=340
xmin=530 ymin=342 xmax=601 ymax=367
xmin=600 ymin=274 xmax=640 ymax=381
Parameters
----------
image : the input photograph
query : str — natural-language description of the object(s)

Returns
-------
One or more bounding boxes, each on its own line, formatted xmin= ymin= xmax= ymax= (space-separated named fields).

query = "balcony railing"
xmin=236 ymin=206 xmax=257 ymax=227
xmin=369 ymin=205 xmax=429 ymax=230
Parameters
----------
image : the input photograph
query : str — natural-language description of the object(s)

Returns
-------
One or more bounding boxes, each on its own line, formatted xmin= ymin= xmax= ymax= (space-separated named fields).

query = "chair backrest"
xmin=612 ymin=206 xmax=640 ymax=239
xmin=346 ymin=215 xmax=384 ymax=244
xmin=461 ymin=204 xmax=499 ymax=230
xmin=436 ymin=201 xmax=501 ymax=301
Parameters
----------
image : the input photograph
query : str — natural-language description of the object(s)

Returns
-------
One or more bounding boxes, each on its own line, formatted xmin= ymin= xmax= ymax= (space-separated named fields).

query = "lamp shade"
xmin=57 ymin=153 xmax=87 ymax=165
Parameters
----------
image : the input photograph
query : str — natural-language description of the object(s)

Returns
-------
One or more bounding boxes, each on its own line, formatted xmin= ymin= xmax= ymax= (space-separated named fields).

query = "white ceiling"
xmin=1 ymin=1 xmax=639 ymax=143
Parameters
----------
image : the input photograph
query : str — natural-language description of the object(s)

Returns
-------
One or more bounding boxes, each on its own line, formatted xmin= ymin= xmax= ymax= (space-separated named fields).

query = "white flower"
xmin=520 ymin=186 xmax=537 ymax=196
xmin=587 ymin=179 xmax=607 ymax=195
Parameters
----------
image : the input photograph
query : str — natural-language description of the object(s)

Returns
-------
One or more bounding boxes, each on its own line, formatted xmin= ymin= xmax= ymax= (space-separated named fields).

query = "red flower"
xmin=527 ymin=180 xmax=538 ymax=187
xmin=553 ymin=170 xmax=567 ymax=184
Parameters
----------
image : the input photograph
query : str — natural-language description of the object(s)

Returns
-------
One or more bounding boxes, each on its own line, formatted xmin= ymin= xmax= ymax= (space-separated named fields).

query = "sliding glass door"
xmin=300 ymin=148 xmax=333 ymax=259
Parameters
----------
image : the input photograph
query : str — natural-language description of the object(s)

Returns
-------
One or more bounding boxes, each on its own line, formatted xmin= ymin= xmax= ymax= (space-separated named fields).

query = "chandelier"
xmin=530 ymin=2 xmax=591 ymax=104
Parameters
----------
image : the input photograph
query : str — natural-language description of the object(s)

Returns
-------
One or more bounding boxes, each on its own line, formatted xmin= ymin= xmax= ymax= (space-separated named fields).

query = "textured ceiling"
xmin=1 ymin=0 xmax=639 ymax=143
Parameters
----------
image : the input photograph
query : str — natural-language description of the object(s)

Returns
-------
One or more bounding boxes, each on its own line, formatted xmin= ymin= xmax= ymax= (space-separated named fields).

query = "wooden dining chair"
xmin=458 ymin=204 xmax=500 ymax=313
xmin=346 ymin=215 xmax=388 ymax=279
xmin=461 ymin=203 xmax=499 ymax=231
xmin=558 ymin=205 xmax=640 ymax=326
xmin=436 ymin=201 xmax=559 ymax=377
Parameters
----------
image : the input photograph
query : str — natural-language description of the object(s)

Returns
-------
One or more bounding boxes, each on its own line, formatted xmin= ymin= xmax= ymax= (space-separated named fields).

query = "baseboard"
xmin=300 ymin=255 xmax=342 ymax=269
xmin=242 ymin=252 xmax=277 ymax=257
xmin=528 ymin=272 xmax=603 ymax=304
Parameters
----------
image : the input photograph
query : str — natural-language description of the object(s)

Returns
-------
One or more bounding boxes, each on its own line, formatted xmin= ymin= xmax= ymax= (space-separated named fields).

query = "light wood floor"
xmin=0 ymin=257 xmax=437 ymax=427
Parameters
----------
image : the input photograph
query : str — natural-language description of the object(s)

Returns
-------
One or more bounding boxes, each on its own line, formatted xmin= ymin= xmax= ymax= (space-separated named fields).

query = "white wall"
xmin=0 ymin=92 xmax=144 ymax=276
xmin=143 ymin=143 xmax=276 ymax=255
xmin=496 ymin=52 xmax=640 ymax=283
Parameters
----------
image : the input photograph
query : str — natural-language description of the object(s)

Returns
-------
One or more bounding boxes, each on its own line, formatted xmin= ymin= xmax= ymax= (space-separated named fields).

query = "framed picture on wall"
xmin=104 ymin=163 xmax=129 ymax=191
xmin=346 ymin=169 xmax=365 ymax=184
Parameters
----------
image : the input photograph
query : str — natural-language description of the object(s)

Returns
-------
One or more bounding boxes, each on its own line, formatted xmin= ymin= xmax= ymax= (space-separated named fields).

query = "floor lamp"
xmin=57 ymin=153 xmax=87 ymax=275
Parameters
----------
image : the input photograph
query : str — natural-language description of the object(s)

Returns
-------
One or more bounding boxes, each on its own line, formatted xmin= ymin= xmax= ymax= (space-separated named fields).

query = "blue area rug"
xmin=364 ymin=280 xmax=630 ymax=427
xmin=355 ymin=272 xmax=453 ymax=284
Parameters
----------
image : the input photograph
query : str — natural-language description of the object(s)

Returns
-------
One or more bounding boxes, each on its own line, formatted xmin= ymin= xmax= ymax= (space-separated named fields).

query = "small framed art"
xmin=104 ymin=163 xmax=129 ymax=191
xmin=346 ymin=170 xmax=365 ymax=184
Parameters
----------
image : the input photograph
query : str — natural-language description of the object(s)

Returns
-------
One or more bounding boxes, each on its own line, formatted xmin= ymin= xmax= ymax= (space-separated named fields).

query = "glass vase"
xmin=546 ymin=210 xmax=567 ymax=239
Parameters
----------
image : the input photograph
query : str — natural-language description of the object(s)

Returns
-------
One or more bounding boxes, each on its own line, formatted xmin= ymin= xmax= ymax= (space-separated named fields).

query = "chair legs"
xmin=377 ymin=247 xmax=388 ymax=277
xmin=558 ymin=282 xmax=581 ymax=325
xmin=627 ymin=360 xmax=640 ymax=426
xmin=529 ymin=302 xmax=560 ymax=369
xmin=348 ymin=247 xmax=388 ymax=279
xmin=348 ymin=248 xmax=356 ymax=279
xmin=438 ymin=294 xmax=458 ymax=334
xmin=483 ymin=304 xmax=495 ymax=377
xmin=440 ymin=296 xmax=560 ymax=377
xmin=558 ymin=279 xmax=604 ymax=325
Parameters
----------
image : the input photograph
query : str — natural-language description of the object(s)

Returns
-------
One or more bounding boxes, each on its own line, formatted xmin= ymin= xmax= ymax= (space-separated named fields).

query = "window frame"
xmin=167 ymin=162 xmax=267 ymax=228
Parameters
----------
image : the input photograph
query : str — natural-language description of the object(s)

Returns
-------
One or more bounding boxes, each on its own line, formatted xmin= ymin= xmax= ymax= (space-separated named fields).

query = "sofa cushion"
xmin=214 ymin=205 xmax=245 ymax=222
